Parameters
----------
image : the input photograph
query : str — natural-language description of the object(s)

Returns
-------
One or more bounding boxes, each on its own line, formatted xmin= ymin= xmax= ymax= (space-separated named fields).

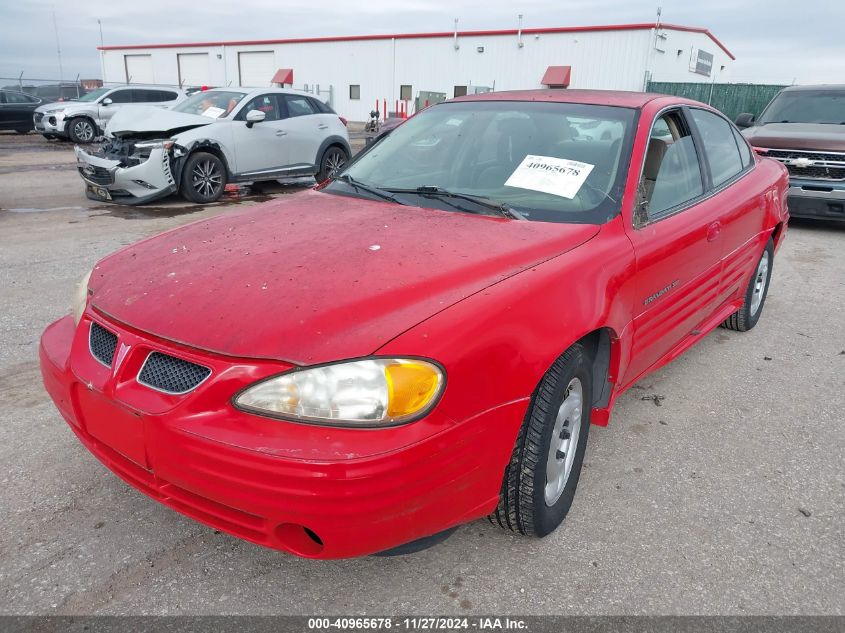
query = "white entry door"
xmin=124 ymin=54 xmax=154 ymax=83
xmin=237 ymin=51 xmax=274 ymax=88
xmin=177 ymin=53 xmax=211 ymax=87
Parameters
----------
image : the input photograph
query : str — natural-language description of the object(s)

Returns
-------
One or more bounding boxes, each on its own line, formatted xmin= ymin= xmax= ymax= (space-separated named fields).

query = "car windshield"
xmin=173 ymin=90 xmax=247 ymax=118
xmin=758 ymin=90 xmax=845 ymax=125
xmin=326 ymin=100 xmax=636 ymax=223
xmin=77 ymin=88 xmax=110 ymax=102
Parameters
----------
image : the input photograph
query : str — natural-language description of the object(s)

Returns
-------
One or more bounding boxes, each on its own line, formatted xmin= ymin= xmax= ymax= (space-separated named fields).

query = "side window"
xmin=5 ymin=92 xmax=33 ymax=104
xmin=454 ymin=86 xmax=468 ymax=98
xmin=349 ymin=85 xmax=360 ymax=100
xmin=145 ymin=90 xmax=176 ymax=102
xmin=107 ymin=90 xmax=132 ymax=104
xmin=239 ymin=94 xmax=281 ymax=121
xmin=639 ymin=110 xmax=705 ymax=222
xmin=309 ymin=98 xmax=332 ymax=114
xmin=732 ymin=127 xmax=753 ymax=168
xmin=283 ymin=95 xmax=315 ymax=118
xmin=690 ymin=109 xmax=744 ymax=187
xmin=400 ymin=85 xmax=412 ymax=101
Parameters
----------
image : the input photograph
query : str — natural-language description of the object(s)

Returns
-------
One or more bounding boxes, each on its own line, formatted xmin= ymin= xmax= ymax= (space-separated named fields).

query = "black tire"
xmin=721 ymin=238 xmax=774 ymax=332
xmin=490 ymin=343 xmax=592 ymax=537
xmin=316 ymin=145 xmax=349 ymax=182
xmin=42 ymin=134 xmax=57 ymax=140
xmin=180 ymin=152 xmax=227 ymax=203
xmin=67 ymin=117 xmax=97 ymax=144
xmin=15 ymin=129 xmax=30 ymax=134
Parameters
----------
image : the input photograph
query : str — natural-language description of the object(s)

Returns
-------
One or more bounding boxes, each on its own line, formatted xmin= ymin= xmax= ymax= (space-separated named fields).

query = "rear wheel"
xmin=180 ymin=152 xmax=227 ymax=203
xmin=721 ymin=238 xmax=774 ymax=332
xmin=316 ymin=146 xmax=348 ymax=182
xmin=490 ymin=343 xmax=592 ymax=537
xmin=67 ymin=117 xmax=96 ymax=144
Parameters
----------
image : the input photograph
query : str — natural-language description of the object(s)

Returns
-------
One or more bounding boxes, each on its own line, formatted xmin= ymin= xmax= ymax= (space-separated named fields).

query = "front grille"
xmin=766 ymin=149 xmax=845 ymax=181
xmin=34 ymin=112 xmax=43 ymax=123
xmin=89 ymin=322 xmax=118 ymax=366
xmin=138 ymin=352 xmax=211 ymax=395
xmin=78 ymin=165 xmax=114 ymax=186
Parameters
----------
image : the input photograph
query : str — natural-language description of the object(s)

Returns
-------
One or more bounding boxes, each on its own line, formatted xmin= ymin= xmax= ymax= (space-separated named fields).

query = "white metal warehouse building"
xmin=98 ymin=21 xmax=735 ymax=121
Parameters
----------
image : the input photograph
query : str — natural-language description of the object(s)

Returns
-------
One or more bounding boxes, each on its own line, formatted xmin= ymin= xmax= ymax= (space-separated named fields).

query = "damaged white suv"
xmin=75 ymin=88 xmax=351 ymax=205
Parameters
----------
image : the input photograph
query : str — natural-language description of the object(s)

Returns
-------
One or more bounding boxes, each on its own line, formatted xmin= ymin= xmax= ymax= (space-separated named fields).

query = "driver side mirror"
xmin=734 ymin=113 xmax=755 ymax=129
xmin=101 ymin=97 xmax=113 ymax=106
xmin=245 ymin=109 xmax=265 ymax=128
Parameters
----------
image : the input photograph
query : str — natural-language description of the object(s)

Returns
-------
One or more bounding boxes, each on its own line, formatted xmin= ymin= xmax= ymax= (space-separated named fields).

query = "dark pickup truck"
xmin=737 ymin=85 xmax=845 ymax=222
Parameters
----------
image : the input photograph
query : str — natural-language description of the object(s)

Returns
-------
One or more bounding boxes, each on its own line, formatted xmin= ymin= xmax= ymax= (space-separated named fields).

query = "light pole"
xmin=97 ymin=19 xmax=103 ymax=47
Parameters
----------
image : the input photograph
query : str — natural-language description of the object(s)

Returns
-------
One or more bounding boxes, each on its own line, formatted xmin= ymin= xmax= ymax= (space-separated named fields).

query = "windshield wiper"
xmin=334 ymin=174 xmax=407 ymax=204
xmin=385 ymin=185 xmax=525 ymax=220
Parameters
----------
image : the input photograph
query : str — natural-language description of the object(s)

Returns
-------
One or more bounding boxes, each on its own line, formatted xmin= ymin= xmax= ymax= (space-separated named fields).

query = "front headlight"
xmin=72 ymin=269 xmax=93 ymax=325
xmin=234 ymin=358 xmax=445 ymax=427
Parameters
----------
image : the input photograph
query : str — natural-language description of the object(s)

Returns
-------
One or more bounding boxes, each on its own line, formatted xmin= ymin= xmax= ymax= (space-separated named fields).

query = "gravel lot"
xmin=0 ymin=131 xmax=843 ymax=615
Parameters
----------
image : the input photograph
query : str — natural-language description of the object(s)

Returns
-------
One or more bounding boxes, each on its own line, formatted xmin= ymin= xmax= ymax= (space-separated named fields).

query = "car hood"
xmin=106 ymin=106 xmax=214 ymax=139
xmin=742 ymin=123 xmax=845 ymax=152
xmin=89 ymin=190 xmax=600 ymax=364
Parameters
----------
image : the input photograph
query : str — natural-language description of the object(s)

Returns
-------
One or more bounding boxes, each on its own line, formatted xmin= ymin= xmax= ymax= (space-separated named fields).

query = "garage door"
xmin=124 ymin=54 xmax=154 ymax=84
xmin=238 ymin=51 xmax=275 ymax=88
xmin=178 ymin=53 xmax=211 ymax=88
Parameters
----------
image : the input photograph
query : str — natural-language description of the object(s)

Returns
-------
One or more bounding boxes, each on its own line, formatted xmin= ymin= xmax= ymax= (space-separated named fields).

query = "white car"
xmin=74 ymin=88 xmax=351 ymax=205
xmin=34 ymin=85 xmax=186 ymax=143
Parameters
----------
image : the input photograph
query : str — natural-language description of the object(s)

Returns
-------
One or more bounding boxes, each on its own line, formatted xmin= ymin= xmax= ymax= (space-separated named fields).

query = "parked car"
xmin=737 ymin=84 xmax=845 ymax=222
xmin=29 ymin=82 xmax=89 ymax=102
xmin=33 ymin=85 xmax=186 ymax=143
xmin=40 ymin=90 xmax=788 ymax=559
xmin=0 ymin=89 xmax=45 ymax=133
xmin=74 ymin=87 xmax=351 ymax=205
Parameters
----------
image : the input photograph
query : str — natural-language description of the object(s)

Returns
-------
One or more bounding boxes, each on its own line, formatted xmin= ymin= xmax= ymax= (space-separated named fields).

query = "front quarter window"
xmin=327 ymin=100 xmax=636 ymax=224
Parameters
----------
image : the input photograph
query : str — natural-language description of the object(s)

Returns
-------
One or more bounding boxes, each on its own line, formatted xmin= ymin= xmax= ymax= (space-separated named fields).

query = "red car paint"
xmin=40 ymin=90 xmax=789 ymax=558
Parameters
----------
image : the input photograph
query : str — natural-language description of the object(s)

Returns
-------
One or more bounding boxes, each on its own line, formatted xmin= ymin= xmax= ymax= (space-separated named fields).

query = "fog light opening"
xmin=275 ymin=522 xmax=324 ymax=556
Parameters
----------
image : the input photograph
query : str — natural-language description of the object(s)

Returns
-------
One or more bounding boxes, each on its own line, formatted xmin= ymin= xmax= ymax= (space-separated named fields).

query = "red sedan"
xmin=40 ymin=90 xmax=789 ymax=558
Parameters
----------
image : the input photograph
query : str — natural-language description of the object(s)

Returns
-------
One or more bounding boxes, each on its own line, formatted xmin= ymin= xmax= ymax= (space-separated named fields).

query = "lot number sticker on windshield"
xmin=201 ymin=106 xmax=225 ymax=119
xmin=504 ymin=155 xmax=594 ymax=199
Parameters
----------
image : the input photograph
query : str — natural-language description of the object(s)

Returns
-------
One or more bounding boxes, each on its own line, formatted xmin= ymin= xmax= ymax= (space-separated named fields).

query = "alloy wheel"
xmin=750 ymin=250 xmax=770 ymax=316
xmin=74 ymin=120 xmax=94 ymax=142
xmin=325 ymin=150 xmax=346 ymax=177
xmin=192 ymin=160 xmax=223 ymax=198
xmin=544 ymin=377 xmax=583 ymax=506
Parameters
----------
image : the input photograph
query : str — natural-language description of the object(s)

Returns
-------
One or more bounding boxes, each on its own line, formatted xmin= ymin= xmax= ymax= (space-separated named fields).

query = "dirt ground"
xmin=0 ymin=130 xmax=843 ymax=615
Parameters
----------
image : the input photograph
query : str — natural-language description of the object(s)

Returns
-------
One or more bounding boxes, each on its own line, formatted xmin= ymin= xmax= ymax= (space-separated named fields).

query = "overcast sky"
xmin=1 ymin=0 xmax=843 ymax=85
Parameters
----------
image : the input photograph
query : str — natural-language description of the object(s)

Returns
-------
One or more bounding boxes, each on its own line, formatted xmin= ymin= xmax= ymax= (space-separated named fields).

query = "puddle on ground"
xmin=3 ymin=179 xmax=312 ymax=219
xmin=6 ymin=205 xmax=90 ymax=213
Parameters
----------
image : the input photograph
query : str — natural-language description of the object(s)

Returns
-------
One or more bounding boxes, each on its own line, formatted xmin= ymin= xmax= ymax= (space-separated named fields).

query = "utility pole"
xmin=52 ymin=7 xmax=64 ymax=80
xmin=97 ymin=19 xmax=104 ymax=47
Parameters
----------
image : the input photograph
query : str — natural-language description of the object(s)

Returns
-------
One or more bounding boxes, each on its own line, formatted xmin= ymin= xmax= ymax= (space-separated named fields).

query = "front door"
xmin=622 ymin=108 xmax=724 ymax=386
xmin=230 ymin=93 xmax=290 ymax=175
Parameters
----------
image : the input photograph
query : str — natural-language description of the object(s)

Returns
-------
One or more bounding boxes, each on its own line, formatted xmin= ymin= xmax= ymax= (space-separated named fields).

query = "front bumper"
xmin=34 ymin=111 xmax=67 ymax=136
xmin=786 ymin=179 xmax=845 ymax=222
xmin=39 ymin=313 xmax=509 ymax=558
xmin=74 ymin=146 xmax=177 ymax=205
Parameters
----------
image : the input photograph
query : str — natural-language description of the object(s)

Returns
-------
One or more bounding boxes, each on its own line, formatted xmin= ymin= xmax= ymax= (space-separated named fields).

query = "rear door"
xmin=687 ymin=107 xmax=765 ymax=308
xmin=277 ymin=94 xmax=325 ymax=170
xmin=622 ymin=107 xmax=725 ymax=385
xmin=97 ymin=88 xmax=134 ymax=127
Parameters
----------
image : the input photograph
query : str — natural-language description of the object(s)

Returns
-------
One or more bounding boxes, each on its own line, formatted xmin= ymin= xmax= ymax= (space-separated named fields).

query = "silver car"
xmin=34 ymin=85 xmax=186 ymax=143
xmin=74 ymin=88 xmax=351 ymax=205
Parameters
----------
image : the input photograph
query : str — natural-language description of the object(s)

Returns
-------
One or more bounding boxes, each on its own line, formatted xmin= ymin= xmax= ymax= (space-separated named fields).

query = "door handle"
xmin=275 ymin=130 xmax=287 ymax=136
xmin=706 ymin=221 xmax=721 ymax=242
xmin=317 ymin=124 xmax=329 ymax=129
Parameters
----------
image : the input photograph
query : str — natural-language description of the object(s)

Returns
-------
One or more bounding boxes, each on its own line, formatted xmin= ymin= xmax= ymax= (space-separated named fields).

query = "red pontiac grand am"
xmin=40 ymin=90 xmax=789 ymax=558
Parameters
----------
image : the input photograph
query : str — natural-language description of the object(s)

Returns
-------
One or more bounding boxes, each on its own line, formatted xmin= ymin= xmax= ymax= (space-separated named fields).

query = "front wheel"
xmin=316 ymin=146 xmax=349 ymax=182
xmin=67 ymin=117 xmax=96 ymax=144
xmin=721 ymin=238 xmax=774 ymax=332
xmin=490 ymin=343 xmax=592 ymax=537
xmin=180 ymin=152 xmax=227 ymax=203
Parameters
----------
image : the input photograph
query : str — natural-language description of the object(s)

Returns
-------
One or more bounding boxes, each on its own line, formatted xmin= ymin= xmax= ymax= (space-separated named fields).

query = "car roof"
xmin=203 ymin=87 xmax=315 ymax=97
xmin=107 ymin=85 xmax=184 ymax=92
xmin=451 ymin=89 xmax=678 ymax=108
xmin=778 ymin=84 xmax=845 ymax=93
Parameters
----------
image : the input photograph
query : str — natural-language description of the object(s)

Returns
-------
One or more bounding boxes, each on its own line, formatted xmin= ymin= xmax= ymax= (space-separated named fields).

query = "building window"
xmin=400 ymin=85 xmax=412 ymax=101
xmin=349 ymin=84 xmax=360 ymax=100
xmin=454 ymin=86 xmax=468 ymax=98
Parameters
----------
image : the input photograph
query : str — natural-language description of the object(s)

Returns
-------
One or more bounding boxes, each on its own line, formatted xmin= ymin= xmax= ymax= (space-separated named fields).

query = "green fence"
xmin=646 ymin=82 xmax=787 ymax=122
